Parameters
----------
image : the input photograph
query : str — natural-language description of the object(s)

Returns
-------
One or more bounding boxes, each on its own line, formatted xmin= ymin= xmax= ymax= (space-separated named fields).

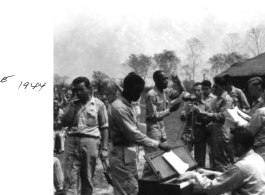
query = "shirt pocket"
xmin=85 ymin=109 xmax=98 ymax=127
xmin=156 ymin=98 xmax=164 ymax=110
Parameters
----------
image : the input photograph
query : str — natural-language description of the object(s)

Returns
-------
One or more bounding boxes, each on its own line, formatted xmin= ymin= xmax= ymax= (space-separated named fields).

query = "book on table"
xmin=162 ymin=150 xmax=189 ymax=175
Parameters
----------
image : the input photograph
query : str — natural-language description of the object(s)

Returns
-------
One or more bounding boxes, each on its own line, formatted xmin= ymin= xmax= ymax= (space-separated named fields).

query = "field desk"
xmin=138 ymin=145 xmax=206 ymax=195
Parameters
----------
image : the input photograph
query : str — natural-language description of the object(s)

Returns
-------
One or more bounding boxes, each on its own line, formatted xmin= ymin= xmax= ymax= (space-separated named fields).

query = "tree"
xmin=122 ymin=54 xmax=152 ymax=80
xmin=54 ymin=74 xmax=69 ymax=85
xmin=246 ymin=25 xmax=265 ymax=57
xmin=185 ymin=38 xmax=205 ymax=80
xmin=153 ymin=50 xmax=181 ymax=75
xmin=181 ymin=64 xmax=193 ymax=81
xmin=91 ymin=71 xmax=109 ymax=95
xmin=54 ymin=74 xmax=70 ymax=94
xmin=223 ymin=33 xmax=244 ymax=54
xmin=208 ymin=52 xmax=247 ymax=77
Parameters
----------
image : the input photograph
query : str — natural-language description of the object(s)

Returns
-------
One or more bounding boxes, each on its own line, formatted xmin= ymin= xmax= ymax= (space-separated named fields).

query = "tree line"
xmin=123 ymin=24 xmax=265 ymax=81
xmin=54 ymin=24 xmax=265 ymax=100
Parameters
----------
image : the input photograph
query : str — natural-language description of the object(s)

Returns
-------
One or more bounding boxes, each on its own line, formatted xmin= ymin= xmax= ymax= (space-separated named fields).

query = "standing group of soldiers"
xmin=54 ymin=70 xmax=265 ymax=195
xmin=181 ymin=75 xmax=265 ymax=173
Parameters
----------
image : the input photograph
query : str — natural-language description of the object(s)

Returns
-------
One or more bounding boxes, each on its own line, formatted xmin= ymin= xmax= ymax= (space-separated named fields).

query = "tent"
xmin=216 ymin=52 xmax=265 ymax=103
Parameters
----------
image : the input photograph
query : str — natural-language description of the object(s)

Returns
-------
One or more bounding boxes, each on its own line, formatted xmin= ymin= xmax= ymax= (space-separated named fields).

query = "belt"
xmin=67 ymin=133 xmax=99 ymax=139
xmin=113 ymin=143 xmax=135 ymax=147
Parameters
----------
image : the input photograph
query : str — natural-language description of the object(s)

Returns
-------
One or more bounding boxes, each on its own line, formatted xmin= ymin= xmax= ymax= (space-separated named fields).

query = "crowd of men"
xmin=53 ymin=70 xmax=265 ymax=195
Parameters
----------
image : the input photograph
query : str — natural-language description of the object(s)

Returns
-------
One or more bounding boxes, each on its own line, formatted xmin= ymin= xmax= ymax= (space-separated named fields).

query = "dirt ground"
xmin=55 ymin=105 xmax=208 ymax=195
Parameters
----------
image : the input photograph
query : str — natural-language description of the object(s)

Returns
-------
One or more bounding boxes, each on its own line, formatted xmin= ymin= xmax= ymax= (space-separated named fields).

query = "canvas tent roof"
xmin=217 ymin=52 xmax=265 ymax=77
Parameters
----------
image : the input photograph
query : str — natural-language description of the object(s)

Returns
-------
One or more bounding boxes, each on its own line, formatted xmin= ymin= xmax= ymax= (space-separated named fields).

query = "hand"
xmin=158 ymin=142 xmax=171 ymax=152
xmin=196 ymin=168 xmax=213 ymax=177
xmin=70 ymin=96 xmax=80 ymax=104
xmin=177 ymin=171 xmax=196 ymax=181
xmin=170 ymin=102 xmax=181 ymax=113
xmin=100 ymin=149 xmax=108 ymax=161
xmin=171 ymin=75 xmax=181 ymax=83
xmin=193 ymin=105 xmax=201 ymax=113
xmin=236 ymin=120 xmax=247 ymax=127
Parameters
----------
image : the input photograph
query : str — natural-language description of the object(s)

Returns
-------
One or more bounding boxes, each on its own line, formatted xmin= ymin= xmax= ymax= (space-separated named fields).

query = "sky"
xmin=54 ymin=0 xmax=265 ymax=86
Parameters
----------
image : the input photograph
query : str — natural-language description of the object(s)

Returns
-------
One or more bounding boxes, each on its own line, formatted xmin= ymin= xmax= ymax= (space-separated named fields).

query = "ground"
xmin=55 ymin=104 xmax=206 ymax=195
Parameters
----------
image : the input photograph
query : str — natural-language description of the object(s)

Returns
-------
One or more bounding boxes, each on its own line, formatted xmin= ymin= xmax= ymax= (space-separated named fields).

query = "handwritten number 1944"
xmin=18 ymin=81 xmax=46 ymax=91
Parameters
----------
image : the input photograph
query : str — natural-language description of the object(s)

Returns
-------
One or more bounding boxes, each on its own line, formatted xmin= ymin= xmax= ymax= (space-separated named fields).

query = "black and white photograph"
xmin=53 ymin=1 xmax=265 ymax=194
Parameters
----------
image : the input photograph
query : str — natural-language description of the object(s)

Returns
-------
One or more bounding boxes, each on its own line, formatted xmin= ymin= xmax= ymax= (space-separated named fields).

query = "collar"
xmin=236 ymin=149 xmax=254 ymax=162
xmin=78 ymin=96 xmax=95 ymax=108
xmin=202 ymin=93 xmax=214 ymax=100
xmin=153 ymin=85 xmax=164 ymax=96
xmin=87 ymin=96 xmax=95 ymax=105
xmin=217 ymin=91 xmax=228 ymax=99
xmin=231 ymin=86 xmax=236 ymax=93
xmin=119 ymin=95 xmax=133 ymax=108
xmin=252 ymin=96 xmax=263 ymax=106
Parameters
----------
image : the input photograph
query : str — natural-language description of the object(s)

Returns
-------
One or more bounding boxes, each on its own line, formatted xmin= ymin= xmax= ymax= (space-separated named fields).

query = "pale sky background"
xmin=54 ymin=0 xmax=265 ymax=86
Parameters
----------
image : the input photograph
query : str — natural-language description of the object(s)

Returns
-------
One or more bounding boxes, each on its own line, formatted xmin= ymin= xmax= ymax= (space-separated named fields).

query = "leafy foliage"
xmin=208 ymin=52 xmax=247 ymax=77
xmin=54 ymin=74 xmax=70 ymax=94
xmin=154 ymin=50 xmax=181 ymax=75
xmin=123 ymin=54 xmax=152 ymax=80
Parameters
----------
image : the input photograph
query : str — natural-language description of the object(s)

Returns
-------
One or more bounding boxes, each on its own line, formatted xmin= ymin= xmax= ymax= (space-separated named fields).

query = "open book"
xmin=162 ymin=150 xmax=189 ymax=175
xmin=234 ymin=106 xmax=251 ymax=121
xmin=224 ymin=107 xmax=249 ymax=128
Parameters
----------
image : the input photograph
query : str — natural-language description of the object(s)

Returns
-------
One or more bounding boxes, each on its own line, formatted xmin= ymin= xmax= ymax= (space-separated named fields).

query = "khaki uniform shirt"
xmin=109 ymin=96 xmax=159 ymax=147
xmin=192 ymin=150 xmax=265 ymax=195
xmin=64 ymin=97 xmax=108 ymax=137
xmin=228 ymin=86 xmax=250 ymax=110
xmin=145 ymin=86 xmax=179 ymax=140
xmin=246 ymin=107 xmax=265 ymax=148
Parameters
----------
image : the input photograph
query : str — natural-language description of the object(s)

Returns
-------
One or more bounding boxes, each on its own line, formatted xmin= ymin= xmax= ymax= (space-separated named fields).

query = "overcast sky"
xmin=54 ymin=0 xmax=265 ymax=86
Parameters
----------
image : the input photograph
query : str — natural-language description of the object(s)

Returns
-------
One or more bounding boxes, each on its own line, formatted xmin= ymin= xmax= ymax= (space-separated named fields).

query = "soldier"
xmin=142 ymin=70 xmax=184 ymax=178
xmin=248 ymin=77 xmax=264 ymax=116
xmin=224 ymin=75 xmax=250 ymax=112
xmin=108 ymin=72 xmax=170 ymax=195
xmin=177 ymin=127 xmax=265 ymax=195
xmin=61 ymin=77 xmax=109 ymax=195
xmin=181 ymin=82 xmax=213 ymax=167
xmin=197 ymin=77 xmax=234 ymax=171
xmin=240 ymin=79 xmax=265 ymax=161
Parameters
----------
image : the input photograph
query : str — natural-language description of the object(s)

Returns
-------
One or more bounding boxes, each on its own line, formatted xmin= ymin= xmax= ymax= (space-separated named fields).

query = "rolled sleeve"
xmin=239 ymin=90 xmax=250 ymax=110
xmin=115 ymin=108 xmax=159 ymax=147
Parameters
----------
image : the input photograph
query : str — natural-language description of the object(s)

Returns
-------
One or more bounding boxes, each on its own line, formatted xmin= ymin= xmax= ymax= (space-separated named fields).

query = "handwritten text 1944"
xmin=1 ymin=75 xmax=46 ymax=92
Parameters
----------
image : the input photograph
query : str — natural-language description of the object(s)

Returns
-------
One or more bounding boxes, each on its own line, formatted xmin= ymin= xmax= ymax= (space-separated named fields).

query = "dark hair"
xmin=230 ymin=127 xmax=254 ymax=151
xmin=248 ymin=77 xmax=264 ymax=90
xmin=123 ymin=72 xmax=145 ymax=89
xmin=193 ymin=82 xmax=202 ymax=88
xmin=224 ymin=75 xmax=232 ymax=85
xmin=72 ymin=77 xmax=90 ymax=88
xmin=201 ymin=80 xmax=212 ymax=88
xmin=153 ymin=70 xmax=165 ymax=82
xmin=214 ymin=77 xmax=228 ymax=89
